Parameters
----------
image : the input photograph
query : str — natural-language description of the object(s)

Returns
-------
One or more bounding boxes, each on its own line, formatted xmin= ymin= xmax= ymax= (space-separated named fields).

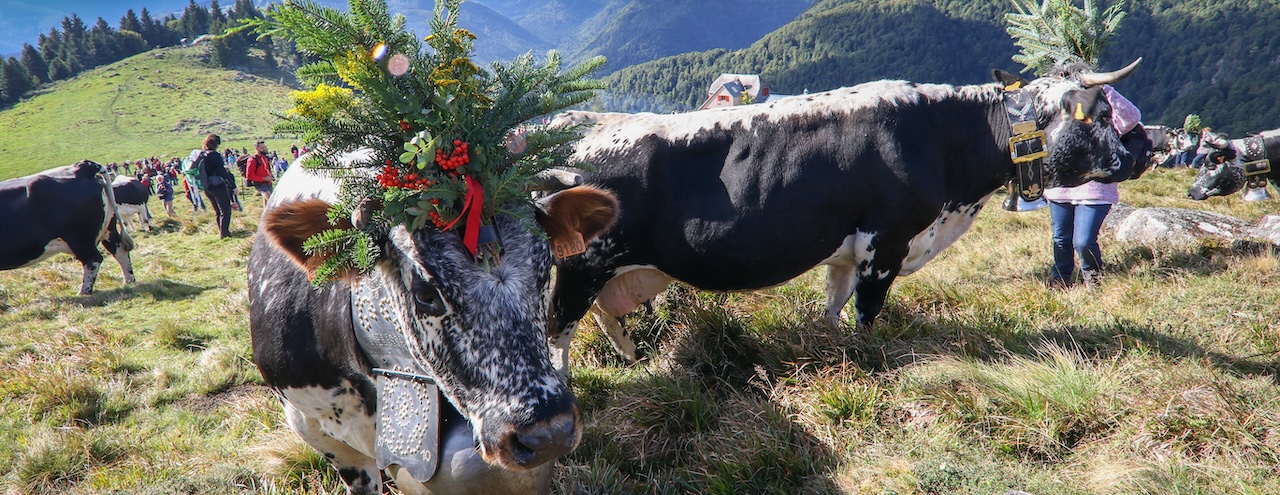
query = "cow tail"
xmin=98 ymin=168 xmax=135 ymax=252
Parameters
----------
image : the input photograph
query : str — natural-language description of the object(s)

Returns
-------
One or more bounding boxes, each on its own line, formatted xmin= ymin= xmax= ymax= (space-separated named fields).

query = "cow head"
xmin=1187 ymin=132 xmax=1245 ymax=200
xmin=263 ymin=185 xmax=619 ymax=470
xmin=994 ymin=59 xmax=1141 ymax=188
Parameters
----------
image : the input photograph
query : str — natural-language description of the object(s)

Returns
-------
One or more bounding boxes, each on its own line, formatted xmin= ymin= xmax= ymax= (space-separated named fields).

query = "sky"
xmin=0 ymin=0 xmax=195 ymax=56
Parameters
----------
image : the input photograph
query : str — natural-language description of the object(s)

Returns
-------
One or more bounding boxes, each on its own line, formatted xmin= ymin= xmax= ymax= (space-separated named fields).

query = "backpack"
xmin=183 ymin=149 xmax=209 ymax=190
xmin=236 ymin=154 xmax=250 ymax=176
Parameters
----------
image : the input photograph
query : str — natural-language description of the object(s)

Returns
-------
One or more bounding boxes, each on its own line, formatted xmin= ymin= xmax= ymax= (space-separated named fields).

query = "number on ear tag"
xmin=553 ymin=231 xmax=586 ymax=259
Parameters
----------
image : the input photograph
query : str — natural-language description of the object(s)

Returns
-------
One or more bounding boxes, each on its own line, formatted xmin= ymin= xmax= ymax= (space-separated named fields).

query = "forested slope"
xmin=603 ymin=0 xmax=1279 ymax=135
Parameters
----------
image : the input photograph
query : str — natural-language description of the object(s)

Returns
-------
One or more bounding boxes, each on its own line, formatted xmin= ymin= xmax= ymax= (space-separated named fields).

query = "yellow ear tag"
xmin=1073 ymin=103 xmax=1086 ymax=121
xmin=1004 ymin=81 xmax=1022 ymax=91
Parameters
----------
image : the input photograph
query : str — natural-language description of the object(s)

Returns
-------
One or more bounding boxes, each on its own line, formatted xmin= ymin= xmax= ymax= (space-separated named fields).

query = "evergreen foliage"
xmin=1 ymin=0 xmax=303 ymax=110
xmin=1005 ymin=0 xmax=1125 ymax=74
xmin=602 ymin=0 xmax=1280 ymax=135
xmin=242 ymin=0 xmax=606 ymax=284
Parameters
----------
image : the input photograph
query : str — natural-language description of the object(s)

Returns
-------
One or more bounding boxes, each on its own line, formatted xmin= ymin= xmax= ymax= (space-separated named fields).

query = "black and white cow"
xmin=0 ymin=160 xmax=136 ymax=295
xmin=112 ymin=176 xmax=152 ymax=231
xmin=547 ymin=61 xmax=1142 ymax=368
xmin=1187 ymin=128 xmax=1280 ymax=200
xmin=248 ymin=155 xmax=619 ymax=494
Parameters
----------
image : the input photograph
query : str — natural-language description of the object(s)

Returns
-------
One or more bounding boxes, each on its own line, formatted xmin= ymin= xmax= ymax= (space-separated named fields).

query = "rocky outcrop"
xmin=1102 ymin=204 xmax=1277 ymax=246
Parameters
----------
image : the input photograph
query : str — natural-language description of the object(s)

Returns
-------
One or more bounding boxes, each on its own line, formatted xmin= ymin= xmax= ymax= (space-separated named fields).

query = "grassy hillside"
xmin=1 ymin=165 xmax=1277 ymax=493
xmin=604 ymin=0 xmax=1280 ymax=135
xmin=563 ymin=0 xmax=813 ymax=73
xmin=0 ymin=45 xmax=295 ymax=181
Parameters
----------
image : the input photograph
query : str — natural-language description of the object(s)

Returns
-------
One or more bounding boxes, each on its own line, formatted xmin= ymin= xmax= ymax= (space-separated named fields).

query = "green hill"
xmin=0 ymin=44 xmax=295 ymax=181
xmin=603 ymin=0 xmax=1280 ymax=135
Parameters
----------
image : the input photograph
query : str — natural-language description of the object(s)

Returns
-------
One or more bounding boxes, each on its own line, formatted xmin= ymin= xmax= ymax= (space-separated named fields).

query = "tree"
xmin=120 ymin=9 xmax=143 ymax=35
xmin=0 ymin=57 xmax=35 ymax=105
xmin=181 ymin=0 xmax=211 ymax=39
xmin=1005 ymin=0 xmax=1125 ymax=74
xmin=209 ymin=0 xmax=228 ymax=29
xmin=20 ymin=44 xmax=48 ymax=85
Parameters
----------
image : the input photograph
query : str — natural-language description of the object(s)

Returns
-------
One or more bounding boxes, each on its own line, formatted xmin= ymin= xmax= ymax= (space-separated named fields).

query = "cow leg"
xmin=101 ymin=233 xmax=136 ymax=285
xmin=589 ymin=302 xmax=637 ymax=363
xmin=592 ymin=268 xmax=674 ymax=364
xmin=79 ymin=261 xmax=102 ymax=295
xmin=823 ymin=264 xmax=858 ymax=325
xmin=65 ymin=238 xmax=106 ymax=295
xmin=283 ymin=401 xmax=381 ymax=495
xmin=851 ymin=247 xmax=906 ymax=330
xmin=142 ymin=204 xmax=152 ymax=231
xmin=550 ymin=268 xmax=611 ymax=374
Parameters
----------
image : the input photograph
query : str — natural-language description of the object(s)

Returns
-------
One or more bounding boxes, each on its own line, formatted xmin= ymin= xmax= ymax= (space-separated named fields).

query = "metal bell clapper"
xmin=1242 ymin=186 xmax=1272 ymax=201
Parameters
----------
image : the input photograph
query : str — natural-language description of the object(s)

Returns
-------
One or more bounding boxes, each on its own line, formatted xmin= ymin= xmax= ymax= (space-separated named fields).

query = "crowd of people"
xmin=107 ymin=137 xmax=302 ymax=238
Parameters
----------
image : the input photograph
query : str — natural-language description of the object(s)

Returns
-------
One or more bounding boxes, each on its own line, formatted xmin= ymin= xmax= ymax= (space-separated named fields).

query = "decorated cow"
xmin=548 ymin=60 xmax=1143 ymax=369
xmin=241 ymin=1 xmax=617 ymax=493
xmin=1187 ymin=128 xmax=1280 ymax=201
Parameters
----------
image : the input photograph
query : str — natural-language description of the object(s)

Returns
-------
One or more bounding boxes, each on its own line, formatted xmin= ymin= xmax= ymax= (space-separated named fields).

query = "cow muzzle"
xmin=477 ymin=398 xmax=583 ymax=470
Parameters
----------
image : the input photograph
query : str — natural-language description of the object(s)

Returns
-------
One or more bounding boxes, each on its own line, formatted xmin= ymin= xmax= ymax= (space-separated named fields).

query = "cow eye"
xmin=411 ymin=279 xmax=446 ymax=317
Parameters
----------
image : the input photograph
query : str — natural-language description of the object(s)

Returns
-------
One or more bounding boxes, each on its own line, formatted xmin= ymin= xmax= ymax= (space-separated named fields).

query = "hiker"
xmin=156 ymin=173 xmax=175 ymax=217
xmin=196 ymin=134 xmax=237 ymax=238
xmin=243 ymin=140 xmax=275 ymax=203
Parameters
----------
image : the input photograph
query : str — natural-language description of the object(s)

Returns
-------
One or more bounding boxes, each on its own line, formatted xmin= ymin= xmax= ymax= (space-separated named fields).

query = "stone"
xmin=1106 ymin=206 xmax=1254 ymax=246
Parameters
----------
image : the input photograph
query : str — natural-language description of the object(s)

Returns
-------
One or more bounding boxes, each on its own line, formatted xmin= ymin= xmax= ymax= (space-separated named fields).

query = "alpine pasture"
xmin=2 ymin=48 xmax=1279 ymax=495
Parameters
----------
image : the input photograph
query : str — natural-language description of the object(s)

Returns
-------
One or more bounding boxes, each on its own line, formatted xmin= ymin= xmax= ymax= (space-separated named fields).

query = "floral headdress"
xmin=242 ymin=0 xmax=604 ymax=285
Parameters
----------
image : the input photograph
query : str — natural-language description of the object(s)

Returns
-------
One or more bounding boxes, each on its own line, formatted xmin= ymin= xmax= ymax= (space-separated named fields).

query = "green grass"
xmin=1 ymin=164 xmax=1278 ymax=493
xmin=0 ymin=45 xmax=296 ymax=181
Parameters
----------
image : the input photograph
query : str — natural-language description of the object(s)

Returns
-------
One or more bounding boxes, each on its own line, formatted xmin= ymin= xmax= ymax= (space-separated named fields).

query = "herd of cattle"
xmin=3 ymin=60 xmax=1278 ymax=494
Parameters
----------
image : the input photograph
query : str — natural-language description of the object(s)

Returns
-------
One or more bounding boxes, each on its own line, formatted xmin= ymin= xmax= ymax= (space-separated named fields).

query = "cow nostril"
xmin=502 ymin=414 xmax=578 ymax=467
xmin=507 ymin=432 xmax=540 ymax=466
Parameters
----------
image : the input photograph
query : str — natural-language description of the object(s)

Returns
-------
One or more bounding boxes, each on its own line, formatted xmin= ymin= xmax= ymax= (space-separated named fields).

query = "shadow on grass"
xmin=864 ymin=305 xmax=1280 ymax=386
xmin=59 ymin=279 xmax=211 ymax=307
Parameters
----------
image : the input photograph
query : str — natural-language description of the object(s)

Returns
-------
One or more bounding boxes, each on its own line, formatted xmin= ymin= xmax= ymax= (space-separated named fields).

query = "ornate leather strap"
xmin=351 ymin=279 xmax=441 ymax=482
xmin=1002 ymin=86 xmax=1047 ymax=202
xmin=1241 ymin=135 xmax=1271 ymax=189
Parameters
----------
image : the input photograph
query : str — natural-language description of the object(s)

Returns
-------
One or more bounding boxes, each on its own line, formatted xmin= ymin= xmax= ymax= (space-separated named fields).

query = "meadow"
xmin=0 ymin=45 xmax=296 ymax=181
xmin=0 ymin=165 xmax=1276 ymax=494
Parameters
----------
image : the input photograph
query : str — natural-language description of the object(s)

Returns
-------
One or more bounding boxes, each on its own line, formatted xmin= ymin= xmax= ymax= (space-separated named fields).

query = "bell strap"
xmin=1001 ymin=85 xmax=1047 ymax=202
xmin=351 ymin=279 xmax=442 ymax=482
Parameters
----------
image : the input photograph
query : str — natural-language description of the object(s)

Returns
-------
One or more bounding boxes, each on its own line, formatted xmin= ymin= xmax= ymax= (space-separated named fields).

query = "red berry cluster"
xmin=428 ymin=209 xmax=446 ymax=228
xmin=435 ymin=139 xmax=470 ymax=172
xmin=376 ymin=165 xmax=435 ymax=190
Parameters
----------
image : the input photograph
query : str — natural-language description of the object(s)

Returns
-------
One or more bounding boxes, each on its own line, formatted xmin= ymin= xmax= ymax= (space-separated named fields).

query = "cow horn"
xmin=527 ymin=168 xmax=584 ymax=192
xmin=351 ymin=198 xmax=384 ymax=230
xmin=1079 ymin=57 xmax=1142 ymax=87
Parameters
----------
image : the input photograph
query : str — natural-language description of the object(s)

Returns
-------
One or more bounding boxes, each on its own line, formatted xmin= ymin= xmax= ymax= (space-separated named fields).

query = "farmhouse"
xmin=697 ymin=73 xmax=787 ymax=110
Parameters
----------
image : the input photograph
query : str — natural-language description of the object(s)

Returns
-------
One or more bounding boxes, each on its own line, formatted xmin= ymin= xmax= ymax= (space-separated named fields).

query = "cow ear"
xmin=536 ymin=185 xmax=620 ymax=248
xmin=261 ymin=198 xmax=356 ymax=280
xmin=993 ymin=69 xmax=1029 ymax=90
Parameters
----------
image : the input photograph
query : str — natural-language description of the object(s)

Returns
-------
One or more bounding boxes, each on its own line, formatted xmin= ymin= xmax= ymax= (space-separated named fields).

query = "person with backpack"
xmin=190 ymin=133 xmax=237 ymax=238
xmin=243 ymin=140 xmax=275 ymax=203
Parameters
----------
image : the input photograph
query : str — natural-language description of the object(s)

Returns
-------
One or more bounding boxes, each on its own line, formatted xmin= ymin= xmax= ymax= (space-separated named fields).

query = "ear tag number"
xmin=553 ymin=231 xmax=587 ymax=259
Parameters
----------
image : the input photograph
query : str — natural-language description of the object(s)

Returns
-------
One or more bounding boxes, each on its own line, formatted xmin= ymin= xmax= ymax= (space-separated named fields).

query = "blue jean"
xmin=1049 ymin=201 xmax=1112 ymax=280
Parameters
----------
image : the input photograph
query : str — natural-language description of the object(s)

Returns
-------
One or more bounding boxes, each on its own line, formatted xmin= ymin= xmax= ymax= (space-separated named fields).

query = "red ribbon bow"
xmin=441 ymin=174 xmax=485 ymax=256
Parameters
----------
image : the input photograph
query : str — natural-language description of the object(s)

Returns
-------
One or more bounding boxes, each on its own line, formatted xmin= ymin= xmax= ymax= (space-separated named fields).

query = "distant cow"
xmin=548 ymin=60 xmax=1142 ymax=369
xmin=1187 ymin=128 xmax=1280 ymax=200
xmin=0 ymin=160 xmax=136 ymax=294
xmin=112 ymin=176 xmax=152 ymax=231
xmin=248 ymin=155 xmax=619 ymax=494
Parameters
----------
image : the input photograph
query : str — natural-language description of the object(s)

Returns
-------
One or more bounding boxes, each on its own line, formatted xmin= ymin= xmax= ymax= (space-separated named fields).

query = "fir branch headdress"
xmin=1005 ymin=0 xmax=1125 ymax=74
xmin=241 ymin=0 xmax=604 ymax=285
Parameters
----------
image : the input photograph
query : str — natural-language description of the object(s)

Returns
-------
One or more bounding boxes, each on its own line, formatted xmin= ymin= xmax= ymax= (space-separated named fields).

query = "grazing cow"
xmin=548 ymin=61 xmax=1142 ymax=369
xmin=1187 ymin=128 xmax=1280 ymax=200
xmin=112 ymin=176 xmax=152 ymax=231
xmin=248 ymin=156 xmax=619 ymax=495
xmin=0 ymin=160 xmax=136 ymax=294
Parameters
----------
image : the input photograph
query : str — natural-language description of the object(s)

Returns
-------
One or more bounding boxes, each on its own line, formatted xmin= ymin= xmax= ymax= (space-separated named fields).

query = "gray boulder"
xmin=1103 ymin=205 xmax=1256 ymax=246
